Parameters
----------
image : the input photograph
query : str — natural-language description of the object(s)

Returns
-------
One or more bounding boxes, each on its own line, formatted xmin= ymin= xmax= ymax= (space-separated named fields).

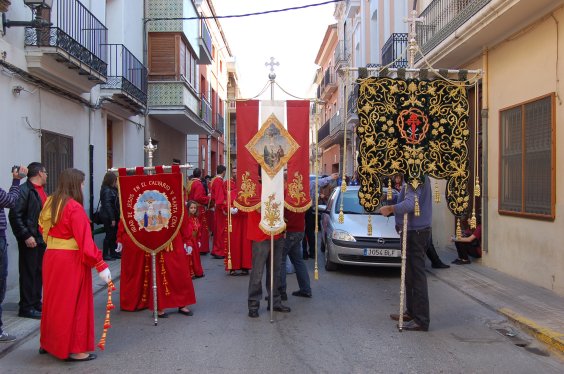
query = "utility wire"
xmin=145 ymin=0 xmax=343 ymax=22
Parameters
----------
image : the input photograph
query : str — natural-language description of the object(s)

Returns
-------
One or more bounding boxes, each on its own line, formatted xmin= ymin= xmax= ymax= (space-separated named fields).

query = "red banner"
xmin=234 ymin=100 xmax=262 ymax=211
xmin=118 ymin=166 xmax=184 ymax=254
xmin=285 ymin=100 xmax=311 ymax=212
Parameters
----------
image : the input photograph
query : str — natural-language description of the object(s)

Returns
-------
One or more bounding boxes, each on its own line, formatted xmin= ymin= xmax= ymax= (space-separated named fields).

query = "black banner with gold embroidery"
xmin=356 ymin=77 xmax=470 ymax=216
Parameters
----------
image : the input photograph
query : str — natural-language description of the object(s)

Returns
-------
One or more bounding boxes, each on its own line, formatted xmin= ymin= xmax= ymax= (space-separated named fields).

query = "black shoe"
xmin=194 ymin=274 xmax=205 ymax=279
xmin=34 ymin=304 xmax=42 ymax=312
xmin=399 ymin=320 xmax=428 ymax=332
xmin=241 ymin=269 xmax=249 ymax=276
xmin=432 ymin=262 xmax=450 ymax=269
xmin=178 ymin=308 xmax=193 ymax=316
xmin=248 ymin=310 xmax=259 ymax=318
xmin=281 ymin=292 xmax=288 ymax=301
xmin=267 ymin=304 xmax=291 ymax=313
xmin=452 ymin=259 xmax=471 ymax=265
xmin=38 ymin=348 xmax=48 ymax=354
xmin=18 ymin=309 xmax=42 ymax=320
xmin=292 ymin=290 xmax=312 ymax=298
xmin=103 ymin=256 xmax=115 ymax=261
xmin=212 ymin=254 xmax=225 ymax=259
xmin=65 ymin=353 xmax=97 ymax=362
xmin=111 ymin=254 xmax=121 ymax=260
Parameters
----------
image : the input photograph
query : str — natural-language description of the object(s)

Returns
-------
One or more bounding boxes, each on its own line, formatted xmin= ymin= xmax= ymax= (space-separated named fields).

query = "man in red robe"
xmin=224 ymin=168 xmax=252 ymax=275
xmin=187 ymin=168 xmax=210 ymax=255
xmin=210 ymin=165 xmax=227 ymax=259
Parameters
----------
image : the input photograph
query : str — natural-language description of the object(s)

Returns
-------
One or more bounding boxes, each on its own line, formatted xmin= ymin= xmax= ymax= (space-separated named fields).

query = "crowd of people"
xmin=0 ymin=163 xmax=482 ymax=361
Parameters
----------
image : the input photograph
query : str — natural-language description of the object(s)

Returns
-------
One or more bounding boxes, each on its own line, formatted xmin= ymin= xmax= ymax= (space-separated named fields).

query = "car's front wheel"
xmin=324 ymin=244 xmax=338 ymax=271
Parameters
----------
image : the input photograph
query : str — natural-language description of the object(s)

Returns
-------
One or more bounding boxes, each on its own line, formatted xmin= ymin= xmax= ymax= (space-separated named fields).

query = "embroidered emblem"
xmin=288 ymin=171 xmax=306 ymax=204
xmin=237 ymin=171 xmax=256 ymax=204
xmin=134 ymin=190 xmax=171 ymax=232
xmin=263 ymin=193 xmax=282 ymax=227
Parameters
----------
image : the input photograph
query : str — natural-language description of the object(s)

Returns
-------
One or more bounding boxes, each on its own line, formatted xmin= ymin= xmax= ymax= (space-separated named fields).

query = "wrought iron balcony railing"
xmin=347 ymin=89 xmax=357 ymax=115
xmin=334 ymin=40 xmax=349 ymax=66
xmin=24 ymin=0 xmax=107 ymax=77
xmin=416 ymin=0 xmax=492 ymax=56
xmin=101 ymin=44 xmax=147 ymax=105
xmin=329 ymin=111 xmax=343 ymax=135
xmin=215 ymin=113 xmax=224 ymax=134
xmin=200 ymin=96 xmax=212 ymax=125
xmin=382 ymin=33 xmax=408 ymax=68
xmin=318 ymin=119 xmax=330 ymax=143
xmin=200 ymin=19 xmax=212 ymax=56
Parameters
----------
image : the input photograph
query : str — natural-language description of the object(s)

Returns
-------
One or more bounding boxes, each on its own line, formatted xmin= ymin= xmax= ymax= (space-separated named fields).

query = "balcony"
xmin=148 ymin=80 xmax=213 ymax=135
xmin=24 ymin=0 xmax=107 ymax=94
xmin=318 ymin=119 xmax=330 ymax=143
xmin=319 ymin=67 xmax=337 ymax=100
xmin=200 ymin=96 xmax=212 ymax=126
xmin=333 ymin=40 xmax=349 ymax=70
xmin=100 ymin=44 xmax=147 ymax=113
xmin=329 ymin=111 xmax=343 ymax=135
xmin=198 ymin=19 xmax=212 ymax=65
xmin=214 ymin=112 xmax=224 ymax=135
xmin=382 ymin=33 xmax=408 ymax=69
xmin=345 ymin=0 xmax=360 ymax=19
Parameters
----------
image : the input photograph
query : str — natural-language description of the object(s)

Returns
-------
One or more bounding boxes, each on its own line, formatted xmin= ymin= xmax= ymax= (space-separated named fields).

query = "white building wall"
xmin=186 ymin=135 xmax=199 ymax=170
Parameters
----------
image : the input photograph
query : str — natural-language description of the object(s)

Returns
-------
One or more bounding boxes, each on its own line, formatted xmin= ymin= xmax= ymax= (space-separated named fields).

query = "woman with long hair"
xmin=38 ymin=168 xmax=111 ymax=362
xmin=100 ymin=172 xmax=120 ymax=260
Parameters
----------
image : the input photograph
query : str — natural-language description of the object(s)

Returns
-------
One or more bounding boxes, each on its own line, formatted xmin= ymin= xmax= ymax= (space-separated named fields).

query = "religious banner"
xmin=285 ymin=100 xmax=312 ymax=212
xmin=118 ymin=165 xmax=184 ymax=253
xmin=356 ymin=77 xmax=470 ymax=216
xmin=235 ymin=100 xmax=310 ymax=234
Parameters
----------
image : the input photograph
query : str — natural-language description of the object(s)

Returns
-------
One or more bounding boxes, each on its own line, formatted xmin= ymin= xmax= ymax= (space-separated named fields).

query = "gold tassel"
xmin=470 ymin=210 xmax=477 ymax=229
xmin=414 ymin=195 xmax=420 ymax=217
xmin=340 ymin=179 xmax=347 ymax=193
xmin=338 ymin=210 xmax=344 ymax=224
xmin=387 ymin=178 xmax=393 ymax=201
xmin=434 ymin=180 xmax=440 ymax=203
xmin=314 ymin=268 xmax=319 ymax=280
xmin=227 ymin=258 xmax=232 ymax=270
xmin=367 ymin=215 xmax=373 ymax=236
xmin=474 ymin=176 xmax=481 ymax=197
xmin=456 ymin=218 xmax=462 ymax=239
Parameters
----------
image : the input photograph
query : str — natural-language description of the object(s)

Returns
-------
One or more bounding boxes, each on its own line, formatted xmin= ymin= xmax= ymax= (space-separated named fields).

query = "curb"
xmin=499 ymin=307 xmax=564 ymax=357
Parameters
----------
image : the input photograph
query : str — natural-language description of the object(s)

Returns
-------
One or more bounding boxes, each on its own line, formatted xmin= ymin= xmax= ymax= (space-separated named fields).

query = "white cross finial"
xmin=265 ymin=57 xmax=280 ymax=73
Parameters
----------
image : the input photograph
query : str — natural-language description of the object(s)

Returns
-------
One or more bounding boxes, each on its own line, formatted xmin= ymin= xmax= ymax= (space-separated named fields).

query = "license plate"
xmin=363 ymin=248 xmax=400 ymax=257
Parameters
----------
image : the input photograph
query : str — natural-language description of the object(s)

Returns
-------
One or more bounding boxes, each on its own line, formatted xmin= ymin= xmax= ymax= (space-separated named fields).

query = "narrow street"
xmin=1 ymin=254 xmax=562 ymax=373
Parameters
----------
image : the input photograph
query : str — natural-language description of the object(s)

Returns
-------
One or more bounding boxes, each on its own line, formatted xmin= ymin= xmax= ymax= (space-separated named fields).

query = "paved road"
xmin=1 ymin=254 xmax=563 ymax=373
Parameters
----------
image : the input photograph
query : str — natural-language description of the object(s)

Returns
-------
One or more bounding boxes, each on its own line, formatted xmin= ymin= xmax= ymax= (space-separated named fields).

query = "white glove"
xmin=184 ymin=244 xmax=193 ymax=255
xmin=198 ymin=241 xmax=201 ymax=248
xmin=115 ymin=242 xmax=123 ymax=253
xmin=230 ymin=207 xmax=238 ymax=215
xmin=98 ymin=268 xmax=111 ymax=284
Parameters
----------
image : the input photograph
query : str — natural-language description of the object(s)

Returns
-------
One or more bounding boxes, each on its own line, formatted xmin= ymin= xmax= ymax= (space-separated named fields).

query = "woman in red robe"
xmin=186 ymin=200 xmax=204 ymax=278
xmin=38 ymin=168 xmax=110 ymax=362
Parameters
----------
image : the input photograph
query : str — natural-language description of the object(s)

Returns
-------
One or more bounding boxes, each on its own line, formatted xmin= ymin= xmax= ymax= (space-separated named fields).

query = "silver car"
xmin=319 ymin=185 xmax=401 ymax=270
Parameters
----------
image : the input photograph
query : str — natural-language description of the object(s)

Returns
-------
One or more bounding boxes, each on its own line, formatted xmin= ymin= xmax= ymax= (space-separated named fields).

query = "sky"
xmin=211 ymin=0 xmax=337 ymax=100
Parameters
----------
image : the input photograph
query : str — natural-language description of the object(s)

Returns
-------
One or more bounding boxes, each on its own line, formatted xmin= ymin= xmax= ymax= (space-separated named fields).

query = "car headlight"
xmin=332 ymin=230 xmax=356 ymax=242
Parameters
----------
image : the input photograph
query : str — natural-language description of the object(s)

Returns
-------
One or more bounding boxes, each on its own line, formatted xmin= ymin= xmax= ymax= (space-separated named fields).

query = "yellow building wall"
xmin=485 ymin=9 xmax=564 ymax=295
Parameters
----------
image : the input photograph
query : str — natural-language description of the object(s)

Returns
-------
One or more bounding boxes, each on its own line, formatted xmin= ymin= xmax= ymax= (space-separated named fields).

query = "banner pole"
xmin=398 ymin=212 xmax=408 ymax=332
xmin=144 ymin=138 xmax=159 ymax=326
xmin=270 ymin=232 xmax=274 ymax=323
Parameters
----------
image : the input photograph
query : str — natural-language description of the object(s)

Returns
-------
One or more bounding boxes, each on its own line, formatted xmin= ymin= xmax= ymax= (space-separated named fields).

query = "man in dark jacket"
xmin=8 ymin=162 xmax=48 ymax=320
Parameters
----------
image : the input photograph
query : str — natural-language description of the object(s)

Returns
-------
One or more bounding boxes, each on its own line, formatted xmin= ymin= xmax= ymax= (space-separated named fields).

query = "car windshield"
xmin=334 ymin=189 xmax=393 ymax=214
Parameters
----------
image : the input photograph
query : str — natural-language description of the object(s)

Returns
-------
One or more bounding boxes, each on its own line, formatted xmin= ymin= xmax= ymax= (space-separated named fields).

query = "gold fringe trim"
xmin=284 ymin=200 xmax=312 ymax=213
xmin=259 ymin=222 xmax=287 ymax=236
xmin=233 ymin=200 xmax=261 ymax=212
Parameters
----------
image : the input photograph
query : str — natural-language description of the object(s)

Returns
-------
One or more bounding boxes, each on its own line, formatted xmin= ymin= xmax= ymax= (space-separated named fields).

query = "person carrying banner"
xmin=210 ymin=165 xmax=227 ymax=259
xmin=38 ymin=168 xmax=111 ymax=361
xmin=225 ymin=167 xmax=252 ymax=276
xmin=186 ymin=168 xmax=211 ymax=255
xmin=116 ymin=222 xmax=150 ymax=312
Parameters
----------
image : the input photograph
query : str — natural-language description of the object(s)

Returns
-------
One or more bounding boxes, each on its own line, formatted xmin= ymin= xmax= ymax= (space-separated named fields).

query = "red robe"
xmin=118 ymin=223 xmax=150 ymax=312
xmin=187 ymin=179 xmax=211 ymax=254
xmin=225 ymin=179 xmax=252 ymax=271
xmin=149 ymin=213 xmax=196 ymax=310
xmin=39 ymin=199 xmax=108 ymax=360
xmin=210 ymin=176 xmax=227 ymax=257
xmin=186 ymin=215 xmax=204 ymax=277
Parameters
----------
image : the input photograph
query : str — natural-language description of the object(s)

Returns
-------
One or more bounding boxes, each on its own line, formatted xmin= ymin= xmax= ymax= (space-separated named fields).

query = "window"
xmin=499 ymin=94 xmax=554 ymax=219
xmin=41 ymin=131 xmax=73 ymax=194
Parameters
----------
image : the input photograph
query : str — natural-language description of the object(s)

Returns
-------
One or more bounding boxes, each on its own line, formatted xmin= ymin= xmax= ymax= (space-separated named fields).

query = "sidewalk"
xmin=430 ymin=245 xmax=564 ymax=358
xmin=0 ymin=234 xmax=122 ymax=358
xmin=1 ymin=241 xmax=563 ymax=359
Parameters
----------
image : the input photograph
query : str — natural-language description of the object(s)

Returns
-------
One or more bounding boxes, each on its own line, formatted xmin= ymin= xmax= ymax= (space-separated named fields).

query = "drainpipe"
xmin=88 ymin=106 xmax=95 ymax=230
xmin=481 ymin=48 xmax=489 ymax=253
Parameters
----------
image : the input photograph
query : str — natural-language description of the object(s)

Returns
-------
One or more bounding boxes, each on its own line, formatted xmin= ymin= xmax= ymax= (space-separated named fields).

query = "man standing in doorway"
xmin=9 ymin=162 xmax=48 ymax=320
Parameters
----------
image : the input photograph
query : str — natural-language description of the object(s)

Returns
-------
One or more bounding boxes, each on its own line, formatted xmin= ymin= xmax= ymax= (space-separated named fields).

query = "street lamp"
xmin=2 ymin=0 xmax=53 ymax=34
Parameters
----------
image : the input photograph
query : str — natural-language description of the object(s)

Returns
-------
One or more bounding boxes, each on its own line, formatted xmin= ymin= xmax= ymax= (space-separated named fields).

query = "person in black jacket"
xmin=100 ymin=172 xmax=120 ymax=261
xmin=8 ymin=162 xmax=48 ymax=320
